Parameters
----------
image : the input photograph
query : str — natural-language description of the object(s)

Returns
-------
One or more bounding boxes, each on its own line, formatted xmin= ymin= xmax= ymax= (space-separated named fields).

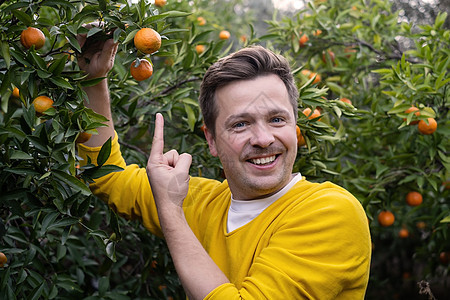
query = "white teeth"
xmin=250 ymin=155 xmax=276 ymax=165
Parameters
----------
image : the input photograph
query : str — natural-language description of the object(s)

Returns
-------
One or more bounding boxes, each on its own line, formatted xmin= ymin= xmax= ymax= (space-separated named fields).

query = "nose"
xmin=249 ymin=123 xmax=275 ymax=148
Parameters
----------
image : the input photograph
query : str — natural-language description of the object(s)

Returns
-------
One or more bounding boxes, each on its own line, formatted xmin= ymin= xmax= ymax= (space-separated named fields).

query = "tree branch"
xmin=119 ymin=140 xmax=149 ymax=157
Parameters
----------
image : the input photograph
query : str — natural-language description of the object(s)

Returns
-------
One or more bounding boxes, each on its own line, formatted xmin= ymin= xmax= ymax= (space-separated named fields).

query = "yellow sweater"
xmin=78 ymin=135 xmax=371 ymax=299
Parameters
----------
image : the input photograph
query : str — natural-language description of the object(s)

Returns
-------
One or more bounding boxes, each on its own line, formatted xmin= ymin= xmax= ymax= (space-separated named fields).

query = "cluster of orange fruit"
xmin=403 ymin=106 xmax=437 ymax=135
xmin=296 ymin=107 xmax=322 ymax=148
xmin=298 ymin=29 xmax=322 ymax=48
xmin=130 ymin=27 xmax=162 ymax=81
xmin=194 ymin=16 xmax=230 ymax=55
xmin=377 ymin=191 xmax=423 ymax=230
xmin=301 ymin=69 xmax=321 ymax=85
xmin=296 ymin=97 xmax=352 ymax=147
xmin=16 ymin=26 xmax=92 ymax=144
xmin=18 ymin=27 xmax=54 ymax=116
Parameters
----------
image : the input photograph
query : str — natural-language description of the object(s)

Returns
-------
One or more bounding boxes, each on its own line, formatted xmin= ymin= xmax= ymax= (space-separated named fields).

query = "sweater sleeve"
xmin=77 ymin=133 xmax=163 ymax=237
xmin=205 ymin=184 xmax=371 ymax=299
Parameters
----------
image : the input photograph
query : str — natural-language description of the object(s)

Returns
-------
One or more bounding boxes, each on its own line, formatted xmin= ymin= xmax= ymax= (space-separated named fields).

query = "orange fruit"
xmin=296 ymin=125 xmax=306 ymax=147
xmin=32 ymin=96 xmax=54 ymax=115
xmin=398 ymin=228 xmax=409 ymax=238
xmin=321 ymin=50 xmax=335 ymax=65
xmin=164 ymin=58 xmax=174 ymax=66
xmin=76 ymin=132 xmax=92 ymax=144
xmin=443 ymin=180 xmax=450 ymax=190
xmin=195 ymin=44 xmax=205 ymax=54
xmin=439 ymin=251 xmax=450 ymax=265
xmin=200 ymin=124 xmax=206 ymax=134
xmin=299 ymin=33 xmax=309 ymax=47
xmin=154 ymin=0 xmax=166 ymax=7
xmin=302 ymin=107 xmax=321 ymax=120
xmin=416 ymin=221 xmax=426 ymax=229
xmin=340 ymin=97 xmax=352 ymax=105
xmin=403 ymin=106 xmax=420 ymax=125
xmin=151 ymin=260 xmax=158 ymax=269
xmin=158 ymin=285 xmax=167 ymax=291
xmin=134 ymin=28 xmax=161 ymax=54
xmin=20 ymin=27 xmax=46 ymax=50
xmin=0 ymin=252 xmax=6 ymax=267
xmin=301 ymin=69 xmax=321 ymax=84
xmin=344 ymin=46 xmax=357 ymax=58
xmin=418 ymin=118 xmax=437 ymax=135
xmin=378 ymin=210 xmax=395 ymax=227
xmin=313 ymin=29 xmax=322 ymax=36
xmin=12 ymin=87 xmax=20 ymax=98
xmin=240 ymin=35 xmax=247 ymax=43
xmin=219 ymin=30 xmax=230 ymax=40
xmin=130 ymin=59 xmax=153 ymax=81
xmin=197 ymin=17 xmax=206 ymax=26
xmin=406 ymin=191 xmax=423 ymax=206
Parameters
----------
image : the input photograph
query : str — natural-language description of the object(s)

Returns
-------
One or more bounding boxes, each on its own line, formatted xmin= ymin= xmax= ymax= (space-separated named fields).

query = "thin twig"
xmin=156 ymin=77 xmax=201 ymax=98
xmin=119 ymin=140 xmax=149 ymax=157
xmin=137 ymin=77 xmax=201 ymax=108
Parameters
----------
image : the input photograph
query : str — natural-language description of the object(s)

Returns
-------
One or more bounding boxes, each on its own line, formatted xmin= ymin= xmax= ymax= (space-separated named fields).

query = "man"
xmin=77 ymin=34 xmax=371 ymax=299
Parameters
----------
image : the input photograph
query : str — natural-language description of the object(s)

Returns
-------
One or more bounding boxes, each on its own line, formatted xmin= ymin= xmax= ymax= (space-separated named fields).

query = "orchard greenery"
xmin=0 ymin=0 xmax=448 ymax=299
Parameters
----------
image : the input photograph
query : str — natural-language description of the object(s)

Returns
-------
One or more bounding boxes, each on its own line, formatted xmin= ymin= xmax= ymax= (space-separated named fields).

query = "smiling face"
xmin=204 ymin=74 xmax=298 ymax=200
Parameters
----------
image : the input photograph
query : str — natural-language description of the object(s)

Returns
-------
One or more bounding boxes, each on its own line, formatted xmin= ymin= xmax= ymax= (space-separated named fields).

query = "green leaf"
xmin=40 ymin=212 xmax=59 ymax=235
xmin=2 ymin=2 xmax=29 ymax=13
xmin=184 ymin=103 xmax=196 ymax=131
xmin=98 ymin=276 xmax=109 ymax=296
xmin=123 ymin=29 xmax=139 ymax=45
xmin=37 ymin=69 xmax=52 ymax=79
xmin=85 ymin=165 xmax=123 ymax=179
xmin=67 ymin=34 xmax=81 ymax=53
xmin=97 ymin=137 xmax=112 ymax=167
xmin=52 ymin=169 xmax=91 ymax=196
xmin=29 ymin=283 xmax=45 ymax=300
xmin=41 ymin=0 xmax=76 ymax=10
xmin=48 ymin=56 xmax=67 ymax=75
xmin=164 ymin=11 xmax=192 ymax=18
xmin=49 ymin=77 xmax=74 ymax=89
xmin=80 ymin=77 xmax=106 ymax=87
xmin=440 ymin=215 xmax=450 ymax=223
xmin=1 ymin=41 xmax=11 ymax=69
xmin=189 ymin=30 xmax=213 ymax=44
xmin=12 ymin=9 xmax=32 ymax=26
xmin=47 ymin=217 xmax=79 ymax=230
xmin=10 ymin=150 xmax=33 ymax=160
xmin=87 ymin=26 xmax=104 ymax=38
xmin=30 ymin=51 xmax=47 ymax=69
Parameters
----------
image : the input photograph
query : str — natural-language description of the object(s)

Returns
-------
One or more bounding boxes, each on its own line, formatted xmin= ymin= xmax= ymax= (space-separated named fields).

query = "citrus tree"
xmin=260 ymin=0 xmax=449 ymax=298
xmin=0 ymin=0 xmax=247 ymax=298
xmin=0 ymin=0 xmax=448 ymax=299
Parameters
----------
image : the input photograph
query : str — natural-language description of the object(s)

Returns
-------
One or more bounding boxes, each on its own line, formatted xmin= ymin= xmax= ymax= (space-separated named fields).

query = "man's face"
xmin=204 ymin=74 xmax=298 ymax=200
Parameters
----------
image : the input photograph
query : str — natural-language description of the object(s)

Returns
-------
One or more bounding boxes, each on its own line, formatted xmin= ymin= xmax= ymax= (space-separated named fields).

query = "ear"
xmin=204 ymin=127 xmax=218 ymax=157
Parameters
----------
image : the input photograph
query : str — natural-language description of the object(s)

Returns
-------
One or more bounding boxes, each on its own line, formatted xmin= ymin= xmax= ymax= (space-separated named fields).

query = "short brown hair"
xmin=199 ymin=45 xmax=299 ymax=137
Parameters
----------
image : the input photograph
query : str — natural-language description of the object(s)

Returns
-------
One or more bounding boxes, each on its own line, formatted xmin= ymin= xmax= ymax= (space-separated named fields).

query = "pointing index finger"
xmin=150 ymin=113 xmax=165 ymax=157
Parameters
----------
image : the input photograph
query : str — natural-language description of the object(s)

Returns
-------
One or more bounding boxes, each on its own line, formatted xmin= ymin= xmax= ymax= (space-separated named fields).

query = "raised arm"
xmin=146 ymin=113 xmax=230 ymax=300
xmin=76 ymin=28 xmax=118 ymax=147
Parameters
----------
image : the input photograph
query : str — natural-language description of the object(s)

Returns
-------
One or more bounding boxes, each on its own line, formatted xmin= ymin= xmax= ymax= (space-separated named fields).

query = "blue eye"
xmin=233 ymin=122 xmax=246 ymax=128
xmin=271 ymin=117 xmax=285 ymax=123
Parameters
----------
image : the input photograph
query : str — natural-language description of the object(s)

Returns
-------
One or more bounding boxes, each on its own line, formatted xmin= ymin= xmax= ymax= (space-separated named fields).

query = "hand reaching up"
xmin=76 ymin=24 xmax=119 ymax=80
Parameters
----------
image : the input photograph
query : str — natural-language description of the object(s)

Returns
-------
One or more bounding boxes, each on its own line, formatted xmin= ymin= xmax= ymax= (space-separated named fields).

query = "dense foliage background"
xmin=0 ymin=0 xmax=448 ymax=299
